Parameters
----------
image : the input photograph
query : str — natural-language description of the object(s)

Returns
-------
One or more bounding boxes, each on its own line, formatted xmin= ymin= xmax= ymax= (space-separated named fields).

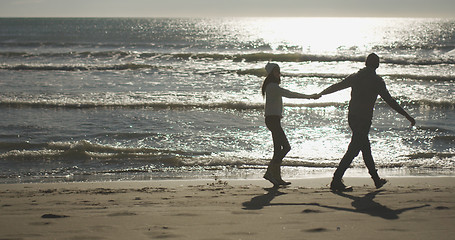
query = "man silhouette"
xmin=318 ymin=53 xmax=416 ymax=191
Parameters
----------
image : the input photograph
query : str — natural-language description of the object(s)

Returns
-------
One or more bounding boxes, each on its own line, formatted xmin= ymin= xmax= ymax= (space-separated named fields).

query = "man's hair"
xmin=366 ymin=53 xmax=380 ymax=69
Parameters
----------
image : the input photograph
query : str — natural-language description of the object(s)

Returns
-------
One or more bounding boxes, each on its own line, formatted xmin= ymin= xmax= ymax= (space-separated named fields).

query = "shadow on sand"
xmin=242 ymin=187 xmax=285 ymax=210
xmin=242 ymin=189 xmax=429 ymax=220
xmin=316 ymin=190 xmax=430 ymax=220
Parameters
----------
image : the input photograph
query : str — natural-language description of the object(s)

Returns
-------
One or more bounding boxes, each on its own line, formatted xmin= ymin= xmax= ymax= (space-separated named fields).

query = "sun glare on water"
xmin=234 ymin=17 xmax=396 ymax=54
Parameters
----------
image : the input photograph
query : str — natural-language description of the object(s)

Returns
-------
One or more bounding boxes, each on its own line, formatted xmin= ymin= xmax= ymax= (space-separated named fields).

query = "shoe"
xmin=330 ymin=180 xmax=353 ymax=192
xmin=271 ymin=163 xmax=291 ymax=186
xmin=263 ymin=172 xmax=279 ymax=187
xmin=278 ymin=180 xmax=291 ymax=186
xmin=374 ymin=178 xmax=388 ymax=189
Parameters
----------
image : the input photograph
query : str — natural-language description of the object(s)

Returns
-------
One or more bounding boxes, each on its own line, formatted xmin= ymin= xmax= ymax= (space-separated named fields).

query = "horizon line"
xmin=0 ymin=16 xmax=454 ymax=19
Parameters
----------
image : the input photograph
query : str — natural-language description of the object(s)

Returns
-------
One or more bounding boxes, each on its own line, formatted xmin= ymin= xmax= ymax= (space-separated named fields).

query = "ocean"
xmin=0 ymin=18 xmax=454 ymax=183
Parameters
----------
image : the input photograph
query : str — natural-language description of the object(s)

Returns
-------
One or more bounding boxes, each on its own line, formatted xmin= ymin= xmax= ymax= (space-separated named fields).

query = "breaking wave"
xmin=1 ymin=140 xmax=454 ymax=171
xmin=238 ymin=69 xmax=455 ymax=82
xmin=0 ymin=140 xmax=201 ymax=163
xmin=0 ymin=100 xmax=265 ymax=110
xmin=2 ymin=51 xmax=454 ymax=66
xmin=2 ymin=63 xmax=453 ymax=83
xmin=0 ymin=98 xmax=454 ymax=110
xmin=0 ymin=63 xmax=169 ymax=71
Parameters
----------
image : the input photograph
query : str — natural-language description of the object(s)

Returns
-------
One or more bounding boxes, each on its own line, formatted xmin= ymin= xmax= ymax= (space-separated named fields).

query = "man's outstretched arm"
xmin=318 ymin=80 xmax=351 ymax=97
xmin=380 ymin=88 xmax=416 ymax=126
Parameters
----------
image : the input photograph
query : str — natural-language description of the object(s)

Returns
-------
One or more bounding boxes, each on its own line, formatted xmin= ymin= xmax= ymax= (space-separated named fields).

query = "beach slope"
xmin=0 ymin=177 xmax=454 ymax=239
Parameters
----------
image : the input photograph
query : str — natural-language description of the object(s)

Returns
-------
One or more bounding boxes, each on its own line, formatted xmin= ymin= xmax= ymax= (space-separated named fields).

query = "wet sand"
xmin=0 ymin=177 xmax=454 ymax=239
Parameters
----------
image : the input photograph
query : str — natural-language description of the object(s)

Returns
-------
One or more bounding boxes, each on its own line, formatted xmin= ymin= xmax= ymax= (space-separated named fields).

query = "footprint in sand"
xmin=304 ymin=227 xmax=329 ymax=233
xmin=41 ymin=214 xmax=69 ymax=218
xmin=107 ymin=211 xmax=137 ymax=217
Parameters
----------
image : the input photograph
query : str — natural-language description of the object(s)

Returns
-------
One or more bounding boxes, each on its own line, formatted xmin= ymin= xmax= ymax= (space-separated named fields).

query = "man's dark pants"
xmin=333 ymin=114 xmax=379 ymax=181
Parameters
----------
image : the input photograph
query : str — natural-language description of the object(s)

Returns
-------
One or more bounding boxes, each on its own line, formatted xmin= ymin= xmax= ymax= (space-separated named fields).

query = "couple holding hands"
xmin=262 ymin=53 xmax=416 ymax=191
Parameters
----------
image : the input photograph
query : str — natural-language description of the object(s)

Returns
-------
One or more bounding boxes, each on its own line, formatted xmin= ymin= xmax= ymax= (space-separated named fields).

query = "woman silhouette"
xmin=261 ymin=63 xmax=319 ymax=187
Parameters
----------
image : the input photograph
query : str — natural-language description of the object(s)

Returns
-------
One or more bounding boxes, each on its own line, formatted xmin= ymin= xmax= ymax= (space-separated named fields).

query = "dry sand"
xmin=0 ymin=177 xmax=454 ymax=240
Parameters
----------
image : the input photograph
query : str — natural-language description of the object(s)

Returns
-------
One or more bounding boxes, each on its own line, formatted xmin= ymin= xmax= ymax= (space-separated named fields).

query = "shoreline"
xmin=2 ymin=166 xmax=454 ymax=184
xmin=1 ymin=176 xmax=454 ymax=191
xmin=1 ymin=177 xmax=454 ymax=239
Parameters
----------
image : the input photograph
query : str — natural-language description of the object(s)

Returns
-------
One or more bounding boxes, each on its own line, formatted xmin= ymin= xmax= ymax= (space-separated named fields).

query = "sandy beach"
xmin=0 ymin=177 xmax=454 ymax=240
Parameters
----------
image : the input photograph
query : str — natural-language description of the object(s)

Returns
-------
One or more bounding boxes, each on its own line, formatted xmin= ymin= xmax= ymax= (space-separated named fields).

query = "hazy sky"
xmin=0 ymin=0 xmax=454 ymax=18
